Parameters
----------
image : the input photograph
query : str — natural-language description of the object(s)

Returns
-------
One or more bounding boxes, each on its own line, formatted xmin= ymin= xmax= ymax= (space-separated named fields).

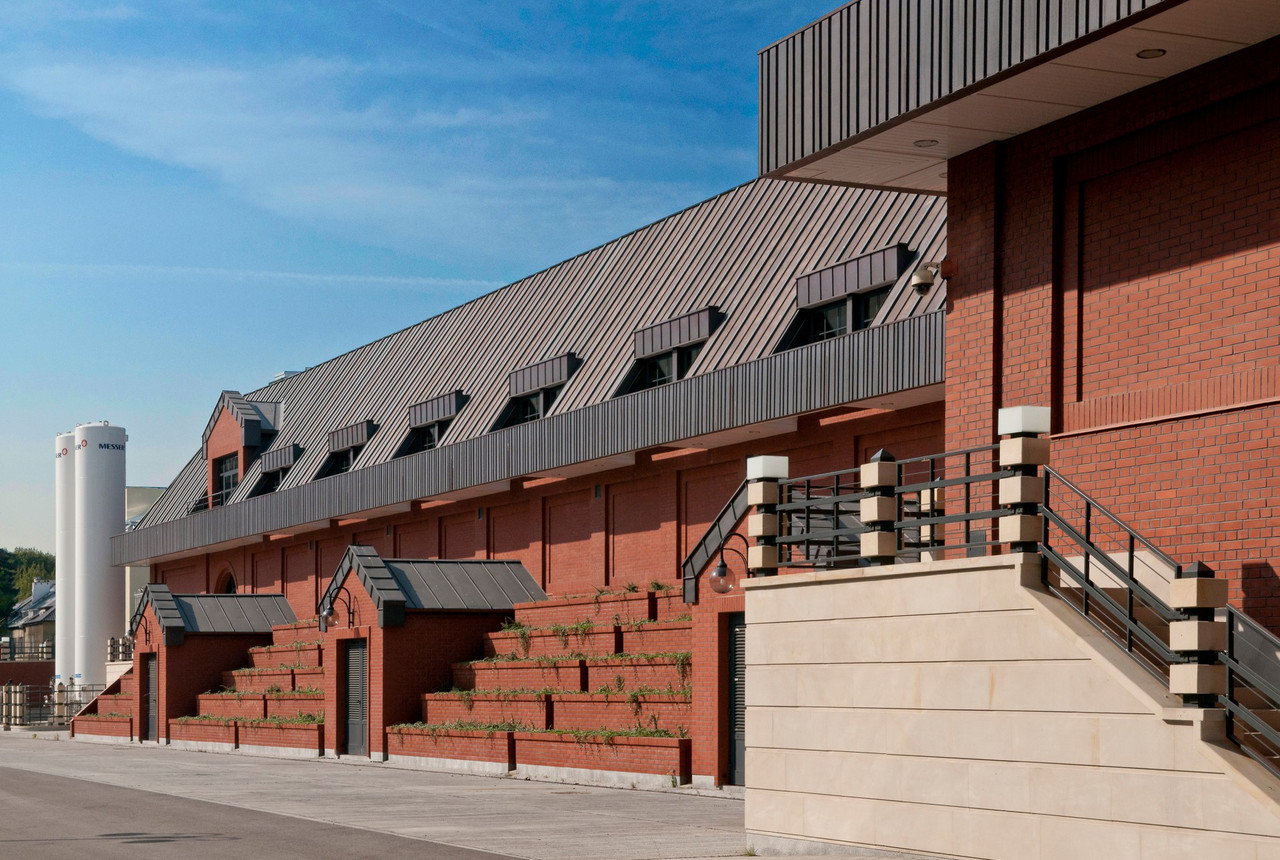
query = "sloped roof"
xmin=116 ymin=178 xmax=946 ymax=564
xmin=130 ymin=583 xmax=295 ymax=646
xmin=320 ymin=545 xmax=545 ymax=632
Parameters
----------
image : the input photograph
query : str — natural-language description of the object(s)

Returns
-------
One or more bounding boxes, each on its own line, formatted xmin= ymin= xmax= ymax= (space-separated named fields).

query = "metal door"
xmin=344 ymin=640 xmax=368 ymax=756
xmin=144 ymin=654 xmax=158 ymax=741
xmin=727 ymin=613 xmax=746 ymax=785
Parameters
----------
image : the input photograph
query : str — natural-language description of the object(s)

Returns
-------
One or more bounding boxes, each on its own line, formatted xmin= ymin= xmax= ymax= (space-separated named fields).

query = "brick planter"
xmin=92 ymin=693 xmax=132 ymax=714
xmin=454 ymin=659 xmax=586 ymax=692
xmin=386 ymin=728 xmax=514 ymax=768
xmin=511 ymin=592 xmax=657 ymax=627
xmin=513 ymin=732 xmax=691 ymax=784
xmin=485 ymin=626 xmax=619 ymax=659
xmin=230 ymin=668 xmax=295 ymax=693
xmin=619 ymin=620 xmax=692 ymax=654
xmin=266 ymin=694 xmax=324 ymax=720
xmin=169 ymin=719 xmax=237 ymax=746
xmin=549 ymin=693 xmax=692 ymax=732
xmin=250 ymin=643 xmax=322 ymax=669
xmin=421 ymin=693 xmax=548 ymax=729
xmin=198 ymin=693 xmax=266 ymax=720
xmin=585 ymin=656 xmax=691 ymax=692
xmin=72 ymin=714 xmax=131 ymax=739
xmin=237 ymin=722 xmax=323 ymax=755
xmin=293 ymin=667 xmax=324 ymax=689
xmin=270 ymin=621 xmax=322 ymax=646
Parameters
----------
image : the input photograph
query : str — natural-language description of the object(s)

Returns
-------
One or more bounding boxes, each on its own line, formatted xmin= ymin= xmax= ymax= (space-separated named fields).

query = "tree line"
xmin=0 ymin=547 xmax=56 ymax=625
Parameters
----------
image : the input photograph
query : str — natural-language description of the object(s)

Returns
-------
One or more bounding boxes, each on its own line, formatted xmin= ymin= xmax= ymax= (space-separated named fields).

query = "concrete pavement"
xmin=0 ymin=732 xmax=749 ymax=859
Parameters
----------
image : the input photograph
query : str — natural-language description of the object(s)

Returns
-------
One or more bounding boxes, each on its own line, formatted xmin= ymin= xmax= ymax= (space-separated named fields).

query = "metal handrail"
xmin=1043 ymin=466 xmax=1180 ymax=572
xmin=681 ymin=480 xmax=750 ymax=604
xmin=1220 ymin=607 xmax=1280 ymax=770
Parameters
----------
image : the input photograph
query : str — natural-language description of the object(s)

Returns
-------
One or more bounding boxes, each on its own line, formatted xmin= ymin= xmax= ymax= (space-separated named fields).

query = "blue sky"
xmin=0 ymin=1 xmax=836 ymax=553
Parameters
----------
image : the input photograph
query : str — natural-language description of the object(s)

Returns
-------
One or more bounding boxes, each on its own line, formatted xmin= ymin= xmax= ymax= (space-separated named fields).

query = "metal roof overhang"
xmin=760 ymin=0 xmax=1280 ymax=191
xmin=110 ymin=311 xmax=945 ymax=567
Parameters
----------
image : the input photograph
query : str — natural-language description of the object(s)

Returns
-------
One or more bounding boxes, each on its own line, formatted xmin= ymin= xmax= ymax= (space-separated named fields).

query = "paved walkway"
xmin=0 ymin=732 xmax=749 ymax=860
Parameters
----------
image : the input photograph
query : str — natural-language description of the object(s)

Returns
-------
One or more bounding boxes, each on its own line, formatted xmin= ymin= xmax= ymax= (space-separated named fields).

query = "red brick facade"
xmin=946 ymin=41 xmax=1280 ymax=620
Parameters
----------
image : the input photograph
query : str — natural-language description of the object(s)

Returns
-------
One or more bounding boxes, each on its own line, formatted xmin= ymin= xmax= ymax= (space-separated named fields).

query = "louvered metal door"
xmin=727 ymin=613 xmax=746 ymax=785
xmin=144 ymin=654 xmax=158 ymax=741
xmin=344 ymin=640 xmax=368 ymax=757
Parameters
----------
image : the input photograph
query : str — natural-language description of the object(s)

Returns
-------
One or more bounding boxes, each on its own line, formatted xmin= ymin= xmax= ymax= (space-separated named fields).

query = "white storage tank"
xmin=54 ymin=431 xmax=76 ymax=686
xmin=73 ymin=421 xmax=126 ymax=687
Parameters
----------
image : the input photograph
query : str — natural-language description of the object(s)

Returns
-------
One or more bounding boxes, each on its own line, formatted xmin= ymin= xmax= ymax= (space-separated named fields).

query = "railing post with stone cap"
xmin=1168 ymin=562 xmax=1227 ymax=708
xmin=997 ymin=406 xmax=1051 ymax=554
xmin=746 ymin=456 xmax=788 ymax=577
xmin=859 ymin=450 xmax=898 ymax=565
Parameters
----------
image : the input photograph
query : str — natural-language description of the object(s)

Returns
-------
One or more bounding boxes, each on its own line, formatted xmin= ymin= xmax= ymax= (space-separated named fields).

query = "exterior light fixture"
xmin=319 ymin=585 xmax=354 ymax=631
xmin=911 ymin=261 xmax=944 ymax=293
xmin=913 ymin=138 xmax=939 ymax=148
xmin=708 ymin=533 xmax=751 ymax=594
xmin=1136 ymin=48 xmax=1166 ymax=59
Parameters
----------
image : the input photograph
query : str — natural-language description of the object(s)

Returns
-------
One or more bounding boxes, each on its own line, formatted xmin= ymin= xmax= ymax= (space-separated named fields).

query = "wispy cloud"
xmin=0 ymin=51 xmax=703 ymax=273
xmin=0 ymin=260 xmax=502 ymax=292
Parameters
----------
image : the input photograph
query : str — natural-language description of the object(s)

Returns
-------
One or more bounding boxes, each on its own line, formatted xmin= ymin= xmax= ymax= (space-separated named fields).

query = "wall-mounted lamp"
xmin=320 ymin=585 xmax=354 ymax=630
xmin=911 ymin=261 xmax=944 ymax=294
xmin=707 ymin=533 xmax=751 ymax=595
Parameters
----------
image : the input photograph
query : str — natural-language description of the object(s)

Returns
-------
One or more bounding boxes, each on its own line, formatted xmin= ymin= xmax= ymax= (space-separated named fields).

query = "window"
xmin=625 ymin=342 xmax=704 ymax=394
xmin=316 ymin=446 xmax=361 ymax=479
xmin=250 ymin=465 xmax=289 ymax=497
xmin=314 ymin=420 xmax=375 ymax=480
xmin=617 ymin=307 xmax=719 ymax=397
xmin=783 ymin=286 xmax=890 ymax=351
xmin=500 ymin=386 xmax=561 ymax=428
xmin=213 ymin=453 xmax=238 ymax=506
xmin=494 ymin=354 xmax=578 ymax=430
xmin=395 ymin=419 xmax=449 ymax=458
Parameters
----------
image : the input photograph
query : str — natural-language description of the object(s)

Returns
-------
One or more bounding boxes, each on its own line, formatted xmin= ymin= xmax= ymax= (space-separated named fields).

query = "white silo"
xmin=73 ymin=422 xmax=126 ymax=687
xmin=54 ymin=432 xmax=76 ymax=685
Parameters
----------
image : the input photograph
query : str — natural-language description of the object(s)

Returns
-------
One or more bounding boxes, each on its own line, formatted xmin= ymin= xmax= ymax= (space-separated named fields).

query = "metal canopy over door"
xmin=344 ymin=639 xmax=368 ymax=757
xmin=727 ymin=612 xmax=746 ymax=785
xmin=144 ymin=654 xmax=158 ymax=741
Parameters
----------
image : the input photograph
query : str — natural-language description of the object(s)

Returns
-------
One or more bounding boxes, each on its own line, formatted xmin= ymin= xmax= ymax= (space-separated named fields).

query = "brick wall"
xmin=946 ymin=39 xmax=1280 ymax=623
xmin=155 ymin=404 xmax=944 ymax=612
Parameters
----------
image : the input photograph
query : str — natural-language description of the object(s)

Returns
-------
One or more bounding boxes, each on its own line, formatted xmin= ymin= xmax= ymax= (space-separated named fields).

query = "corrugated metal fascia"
xmin=759 ymin=0 xmax=1168 ymax=174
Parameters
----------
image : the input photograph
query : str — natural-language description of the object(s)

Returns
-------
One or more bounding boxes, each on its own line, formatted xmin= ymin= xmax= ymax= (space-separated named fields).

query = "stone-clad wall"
xmin=743 ymin=555 xmax=1280 ymax=859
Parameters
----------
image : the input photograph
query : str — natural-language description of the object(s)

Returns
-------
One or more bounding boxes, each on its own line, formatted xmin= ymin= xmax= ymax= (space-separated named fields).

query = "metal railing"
xmin=682 ymin=480 xmax=749 ymax=603
xmin=777 ymin=467 xmax=868 ymax=568
xmin=1221 ymin=608 xmax=1280 ymax=771
xmin=1040 ymin=466 xmax=1184 ymax=682
xmin=777 ymin=444 xmax=1014 ymax=569
xmin=107 ymin=636 xmax=134 ymax=663
xmin=2 ymin=641 xmax=54 ymax=662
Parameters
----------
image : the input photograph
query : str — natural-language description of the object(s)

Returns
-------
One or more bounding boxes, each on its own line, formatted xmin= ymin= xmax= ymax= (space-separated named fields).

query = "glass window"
xmin=214 ymin=453 xmax=238 ymax=506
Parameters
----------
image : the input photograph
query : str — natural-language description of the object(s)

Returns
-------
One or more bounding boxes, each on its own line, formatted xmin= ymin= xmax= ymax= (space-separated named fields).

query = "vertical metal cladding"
xmin=54 ymin=432 xmax=76 ymax=685
xmin=73 ymin=422 xmax=126 ymax=687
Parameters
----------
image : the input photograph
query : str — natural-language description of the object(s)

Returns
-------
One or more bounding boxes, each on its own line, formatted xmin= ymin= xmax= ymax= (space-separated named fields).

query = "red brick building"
xmin=82 ymin=0 xmax=1280 ymax=801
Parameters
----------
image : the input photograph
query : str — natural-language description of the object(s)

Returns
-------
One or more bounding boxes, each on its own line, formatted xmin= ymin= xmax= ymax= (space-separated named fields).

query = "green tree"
xmin=0 ymin=547 xmax=55 ymax=626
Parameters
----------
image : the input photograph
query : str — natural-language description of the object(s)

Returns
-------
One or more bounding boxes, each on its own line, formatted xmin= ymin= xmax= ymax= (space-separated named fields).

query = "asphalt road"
xmin=0 ymin=766 xmax=510 ymax=860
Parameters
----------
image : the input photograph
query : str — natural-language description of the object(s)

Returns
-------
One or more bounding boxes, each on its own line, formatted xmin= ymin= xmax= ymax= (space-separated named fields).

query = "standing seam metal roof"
xmin=135 ymin=178 xmax=945 ymax=532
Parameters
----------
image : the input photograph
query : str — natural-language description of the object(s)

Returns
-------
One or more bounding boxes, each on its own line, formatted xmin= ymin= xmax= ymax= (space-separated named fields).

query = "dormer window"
xmin=396 ymin=391 xmax=465 ymax=458
xmin=618 ymin=307 xmax=720 ymax=395
xmin=250 ymin=443 xmax=299 ymax=497
xmin=494 ymin=354 xmax=579 ymax=430
xmin=316 ymin=421 xmax=375 ymax=480
xmin=778 ymin=244 xmax=909 ymax=351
